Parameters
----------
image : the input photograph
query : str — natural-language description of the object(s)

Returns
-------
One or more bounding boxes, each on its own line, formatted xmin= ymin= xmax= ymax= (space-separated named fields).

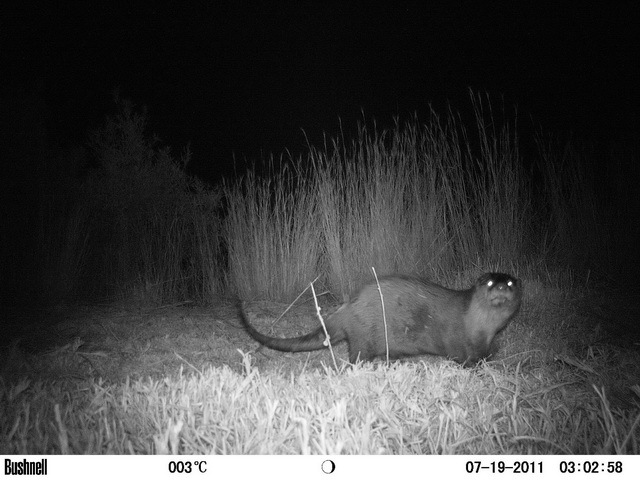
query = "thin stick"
xmin=310 ymin=280 xmax=339 ymax=371
xmin=270 ymin=275 xmax=321 ymax=328
xmin=372 ymin=267 xmax=389 ymax=366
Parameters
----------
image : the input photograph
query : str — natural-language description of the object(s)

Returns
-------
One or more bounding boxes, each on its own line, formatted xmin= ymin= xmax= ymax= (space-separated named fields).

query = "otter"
xmin=238 ymin=273 xmax=522 ymax=365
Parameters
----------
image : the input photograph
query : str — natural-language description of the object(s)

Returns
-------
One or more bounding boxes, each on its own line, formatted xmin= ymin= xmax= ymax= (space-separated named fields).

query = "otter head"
xmin=469 ymin=272 xmax=522 ymax=339
xmin=456 ymin=273 xmax=522 ymax=365
xmin=477 ymin=272 xmax=522 ymax=310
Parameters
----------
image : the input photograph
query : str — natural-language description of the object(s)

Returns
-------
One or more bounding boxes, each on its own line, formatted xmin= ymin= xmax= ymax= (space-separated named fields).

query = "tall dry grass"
xmin=34 ymin=90 xmax=616 ymax=305
xmin=225 ymin=91 xmax=538 ymax=301
xmin=224 ymin=164 xmax=321 ymax=300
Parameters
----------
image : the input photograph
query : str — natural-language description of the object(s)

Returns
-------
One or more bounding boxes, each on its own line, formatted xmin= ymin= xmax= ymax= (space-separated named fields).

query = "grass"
xmin=1 ymin=273 xmax=639 ymax=454
xmin=2 ymin=91 xmax=638 ymax=455
xmin=31 ymin=91 xmax=615 ymax=305
xmin=225 ymin=92 xmax=541 ymax=302
xmin=1 ymin=355 xmax=638 ymax=454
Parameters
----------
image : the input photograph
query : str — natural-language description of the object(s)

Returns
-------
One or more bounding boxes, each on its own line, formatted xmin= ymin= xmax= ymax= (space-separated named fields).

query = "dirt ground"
xmin=2 ymin=283 xmax=639 ymax=388
xmin=1 ymin=298 xmax=350 ymax=384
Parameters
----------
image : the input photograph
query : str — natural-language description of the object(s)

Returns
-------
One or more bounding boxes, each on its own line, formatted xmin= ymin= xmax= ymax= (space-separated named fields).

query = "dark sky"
xmin=3 ymin=2 xmax=638 ymax=182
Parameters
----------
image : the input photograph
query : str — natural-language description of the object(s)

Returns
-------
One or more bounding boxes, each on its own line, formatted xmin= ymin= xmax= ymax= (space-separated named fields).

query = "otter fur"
xmin=238 ymin=273 xmax=522 ymax=365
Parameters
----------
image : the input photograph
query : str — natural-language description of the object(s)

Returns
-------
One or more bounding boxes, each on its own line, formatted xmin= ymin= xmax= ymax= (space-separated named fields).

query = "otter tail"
xmin=238 ymin=301 xmax=335 ymax=353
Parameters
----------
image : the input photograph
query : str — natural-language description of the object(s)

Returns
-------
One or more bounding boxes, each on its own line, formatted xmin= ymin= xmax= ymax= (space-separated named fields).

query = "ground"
xmin=1 ymin=286 xmax=639 ymax=405
xmin=0 ymin=298 xmax=352 ymax=383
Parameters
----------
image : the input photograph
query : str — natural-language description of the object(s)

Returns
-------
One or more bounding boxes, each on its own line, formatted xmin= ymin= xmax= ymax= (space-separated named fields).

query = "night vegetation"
xmin=1 ymin=91 xmax=638 ymax=454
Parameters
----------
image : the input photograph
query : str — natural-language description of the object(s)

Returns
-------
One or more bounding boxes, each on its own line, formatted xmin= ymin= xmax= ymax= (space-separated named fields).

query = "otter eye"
xmin=507 ymin=280 xmax=513 ymax=287
xmin=487 ymin=280 xmax=494 ymax=288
